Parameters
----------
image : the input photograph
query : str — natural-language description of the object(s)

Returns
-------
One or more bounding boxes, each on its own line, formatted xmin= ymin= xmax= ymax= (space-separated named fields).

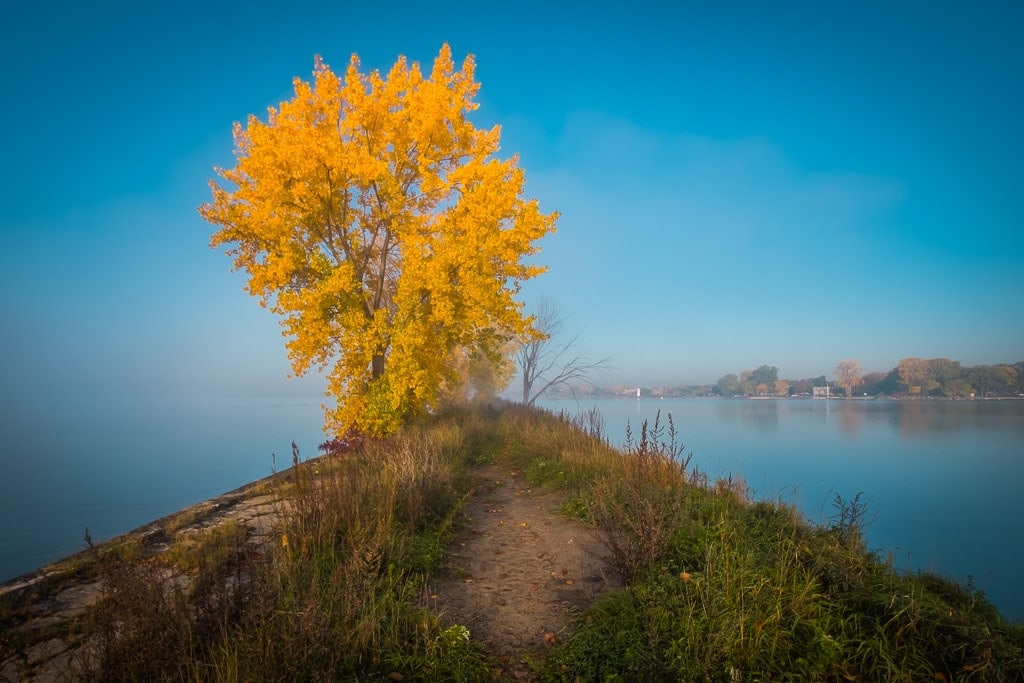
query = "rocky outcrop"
xmin=1 ymin=477 xmax=285 ymax=682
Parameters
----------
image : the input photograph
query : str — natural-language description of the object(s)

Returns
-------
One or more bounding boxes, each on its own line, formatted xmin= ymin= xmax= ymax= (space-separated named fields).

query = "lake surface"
xmin=0 ymin=396 xmax=326 ymax=584
xmin=540 ymin=397 xmax=1024 ymax=622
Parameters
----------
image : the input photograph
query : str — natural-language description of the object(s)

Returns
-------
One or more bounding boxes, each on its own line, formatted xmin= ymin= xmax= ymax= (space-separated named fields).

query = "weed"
xmin=559 ymin=497 xmax=589 ymax=520
xmin=829 ymin=490 xmax=876 ymax=550
xmin=78 ymin=558 xmax=193 ymax=680
xmin=589 ymin=412 xmax=693 ymax=581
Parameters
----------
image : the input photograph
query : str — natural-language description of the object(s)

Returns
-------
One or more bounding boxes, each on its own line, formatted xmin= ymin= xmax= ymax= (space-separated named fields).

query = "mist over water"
xmin=541 ymin=397 xmax=1024 ymax=621
xmin=0 ymin=395 xmax=325 ymax=583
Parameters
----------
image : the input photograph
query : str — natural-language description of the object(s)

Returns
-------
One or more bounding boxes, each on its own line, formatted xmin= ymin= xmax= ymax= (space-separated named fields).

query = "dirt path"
xmin=430 ymin=464 xmax=620 ymax=679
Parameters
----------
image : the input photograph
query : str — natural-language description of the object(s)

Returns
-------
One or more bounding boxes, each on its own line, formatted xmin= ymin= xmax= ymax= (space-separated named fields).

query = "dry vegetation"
xmin=2 ymin=402 xmax=1022 ymax=681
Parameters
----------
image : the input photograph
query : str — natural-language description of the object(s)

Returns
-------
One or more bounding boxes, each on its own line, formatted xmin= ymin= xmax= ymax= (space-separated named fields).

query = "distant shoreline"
xmin=540 ymin=394 xmax=1024 ymax=401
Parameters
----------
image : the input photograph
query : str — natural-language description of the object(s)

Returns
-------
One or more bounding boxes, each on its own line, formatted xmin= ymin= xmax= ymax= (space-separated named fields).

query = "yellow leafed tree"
xmin=199 ymin=45 xmax=557 ymax=436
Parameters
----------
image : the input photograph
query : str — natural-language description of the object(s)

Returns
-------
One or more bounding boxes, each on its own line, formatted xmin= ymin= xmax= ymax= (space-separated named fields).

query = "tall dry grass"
xmin=75 ymin=412 xmax=489 ymax=681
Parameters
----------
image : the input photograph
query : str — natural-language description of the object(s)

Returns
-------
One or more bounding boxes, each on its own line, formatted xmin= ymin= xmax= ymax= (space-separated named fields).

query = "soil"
xmin=430 ymin=464 xmax=620 ymax=680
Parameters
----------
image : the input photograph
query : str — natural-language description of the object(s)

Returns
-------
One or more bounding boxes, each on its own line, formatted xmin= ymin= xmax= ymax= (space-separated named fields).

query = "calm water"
xmin=541 ymin=398 xmax=1024 ymax=622
xmin=0 ymin=396 xmax=325 ymax=584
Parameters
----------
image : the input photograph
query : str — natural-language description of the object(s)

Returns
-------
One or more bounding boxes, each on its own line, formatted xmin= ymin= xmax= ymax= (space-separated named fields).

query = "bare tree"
xmin=517 ymin=299 xmax=611 ymax=405
xmin=834 ymin=359 xmax=864 ymax=398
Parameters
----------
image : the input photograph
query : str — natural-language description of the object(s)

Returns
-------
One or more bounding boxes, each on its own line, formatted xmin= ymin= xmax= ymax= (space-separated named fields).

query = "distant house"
xmin=812 ymin=386 xmax=831 ymax=398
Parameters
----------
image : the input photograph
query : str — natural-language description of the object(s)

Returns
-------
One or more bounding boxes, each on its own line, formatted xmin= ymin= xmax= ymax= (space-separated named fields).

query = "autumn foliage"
xmin=200 ymin=45 xmax=556 ymax=435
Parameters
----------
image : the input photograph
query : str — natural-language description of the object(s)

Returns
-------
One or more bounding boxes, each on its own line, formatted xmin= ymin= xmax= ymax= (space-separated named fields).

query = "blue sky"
xmin=2 ymin=0 xmax=1021 ymax=407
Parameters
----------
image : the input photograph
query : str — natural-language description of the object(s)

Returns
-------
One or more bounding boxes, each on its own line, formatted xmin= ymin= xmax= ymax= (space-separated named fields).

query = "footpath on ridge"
xmin=429 ymin=463 xmax=620 ymax=679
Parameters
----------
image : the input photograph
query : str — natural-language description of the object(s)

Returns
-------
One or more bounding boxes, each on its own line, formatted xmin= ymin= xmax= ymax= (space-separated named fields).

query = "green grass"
xmin=16 ymin=401 xmax=1020 ymax=681
xmin=523 ymin=410 xmax=1024 ymax=682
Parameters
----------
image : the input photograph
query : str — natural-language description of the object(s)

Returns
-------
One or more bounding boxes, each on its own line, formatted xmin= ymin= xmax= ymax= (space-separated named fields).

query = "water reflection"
xmin=886 ymin=400 xmax=1024 ymax=438
xmin=712 ymin=398 xmax=1024 ymax=440
xmin=716 ymin=399 xmax=779 ymax=432
xmin=834 ymin=402 xmax=865 ymax=437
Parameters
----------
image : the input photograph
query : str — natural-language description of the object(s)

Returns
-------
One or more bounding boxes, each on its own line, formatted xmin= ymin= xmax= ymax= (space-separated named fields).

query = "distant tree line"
xmin=713 ymin=365 xmax=797 ymax=397
xmin=709 ymin=359 xmax=1023 ymax=398
xmin=881 ymin=358 xmax=1022 ymax=398
xmin=541 ymin=358 xmax=1023 ymax=400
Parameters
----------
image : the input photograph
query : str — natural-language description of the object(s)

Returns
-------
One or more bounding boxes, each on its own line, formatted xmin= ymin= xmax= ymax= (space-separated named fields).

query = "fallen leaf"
xmin=565 ymin=579 xmax=575 ymax=585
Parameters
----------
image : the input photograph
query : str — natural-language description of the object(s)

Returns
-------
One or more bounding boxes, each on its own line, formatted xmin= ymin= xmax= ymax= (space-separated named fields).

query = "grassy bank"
xmin=4 ymin=402 xmax=1021 ymax=680
xmin=522 ymin=409 xmax=1024 ymax=681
